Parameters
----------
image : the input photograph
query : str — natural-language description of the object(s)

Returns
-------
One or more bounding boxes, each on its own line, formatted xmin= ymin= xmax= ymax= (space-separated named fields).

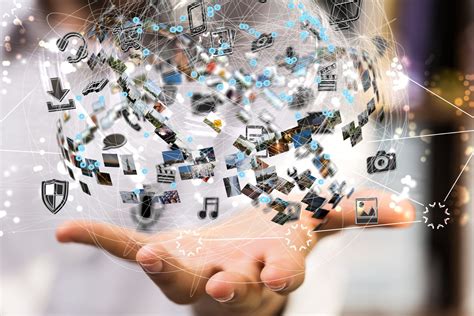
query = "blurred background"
xmin=1 ymin=0 xmax=473 ymax=315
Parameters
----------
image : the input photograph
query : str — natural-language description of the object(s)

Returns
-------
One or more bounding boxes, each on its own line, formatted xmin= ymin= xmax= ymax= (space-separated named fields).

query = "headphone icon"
xmin=56 ymin=32 xmax=88 ymax=63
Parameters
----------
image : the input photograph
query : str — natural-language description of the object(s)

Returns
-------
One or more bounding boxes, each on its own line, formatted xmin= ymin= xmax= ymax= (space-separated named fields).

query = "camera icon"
xmin=251 ymin=33 xmax=274 ymax=52
xmin=366 ymin=150 xmax=397 ymax=174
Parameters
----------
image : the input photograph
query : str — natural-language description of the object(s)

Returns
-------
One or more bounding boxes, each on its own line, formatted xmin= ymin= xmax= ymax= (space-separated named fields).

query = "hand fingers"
xmin=205 ymin=266 xmax=262 ymax=311
xmin=56 ymin=220 xmax=148 ymax=261
xmin=136 ymin=244 xmax=216 ymax=304
xmin=321 ymin=190 xmax=416 ymax=230
xmin=260 ymin=250 xmax=306 ymax=296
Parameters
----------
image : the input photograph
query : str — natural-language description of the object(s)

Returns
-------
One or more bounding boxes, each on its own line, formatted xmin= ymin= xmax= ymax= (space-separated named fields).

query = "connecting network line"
xmin=444 ymin=152 xmax=473 ymax=202
xmin=368 ymin=129 xmax=474 ymax=143
xmin=351 ymin=170 xmax=426 ymax=208
xmin=408 ymin=76 xmax=474 ymax=119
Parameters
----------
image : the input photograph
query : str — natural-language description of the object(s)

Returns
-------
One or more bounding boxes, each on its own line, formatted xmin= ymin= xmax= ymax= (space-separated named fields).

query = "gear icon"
xmin=175 ymin=230 xmax=203 ymax=257
xmin=284 ymin=223 xmax=313 ymax=251
xmin=423 ymin=201 xmax=451 ymax=230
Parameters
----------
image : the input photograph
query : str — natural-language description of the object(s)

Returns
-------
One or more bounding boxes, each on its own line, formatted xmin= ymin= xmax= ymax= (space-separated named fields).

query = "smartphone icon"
xmin=188 ymin=1 xmax=207 ymax=36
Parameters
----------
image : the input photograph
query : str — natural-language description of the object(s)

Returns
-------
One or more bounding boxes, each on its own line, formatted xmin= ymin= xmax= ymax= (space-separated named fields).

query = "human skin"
xmin=43 ymin=1 xmax=416 ymax=313
xmin=56 ymin=191 xmax=415 ymax=315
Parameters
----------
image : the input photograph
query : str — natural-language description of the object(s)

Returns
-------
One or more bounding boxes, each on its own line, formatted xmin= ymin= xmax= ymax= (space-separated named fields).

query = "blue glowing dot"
xmin=263 ymin=69 xmax=271 ymax=77
xmin=121 ymin=92 xmax=128 ymax=97
xmin=198 ymin=75 xmax=206 ymax=82
xmin=132 ymin=17 xmax=140 ymax=24
xmin=191 ymin=71 xmax=198 ymax=78
xmin=209 ymin=47 xmax=216 ymax=54
xmin=239 ymin=23 xmax=246 ymax=30
xmin=310 ymin=141 xmax=318 ymax=150
xmin=286 ymin=95 xmax=294 ymax=102
xmin=300 ymin=31 xmax=309 ymax=40
xmin=238 ymin=171 xmax=245 ymax=178
xmin=256 ymin=81 xmax=263 ymax=88
xmin=243 ymin=98 xmax=250 ymax=105
xmin=75 ymin=134 xmax=82 ymax=140
xmin=75 ymin=95 xmax=82 ymax=101
xmin=180 ymin=15 xmax=187 ymax=22
xmin=217 ymin=83 xmax=224 ymax=91
xmin=254 ymin=31 xmax=261 ymax=38
xmin=295 ymin=112 xmax=302 ymax=120
xmin=221 ymin=42 xmax=230 ymax=49
xmin=170 ymin=182 xmax=177 ymax=189
xmin=137 ymin=27 xmax=143 ymax=34
xmin=271 ymin=31 xmax=278 ymax=38
xmin=259 ymin=196 xmax=271 ymax=204
xmin=78 ymin=113 xmax=85 ymax=120
xmin=187 ymin=91 xmax=194 ymax=97
xmin=98 ymin=95 xmax=105 ymax=103
xmin=214 ymin=4 xmax=221 ymax=10
xmin=286 ymin=21 xmax=295 ymax=28
xmin=328 ymin=44 xmax=335 ymax=53
xmin=170 ymin=26 xmax=176 ymax=33
xmin=75 ymin=155 xmax=82 ymax=161
xmin=187 ymin=136 xmax=193 ymax=143
xmin=229 ymin=78 xmax=236 ymax=86
xmin=245 ymin=75 xmax=252 ymax=83
xmin=94 ymin=161 xmax=101 ymax=168
xmin=80 ymin=162 xmax=87 ymax=168
xmin=237 ymin=152 xmax=244 ymax=160
xmin=207 ymin=6 xmax=214 ymax=12
xmin=144 ymin=132 xmax=150 ymax=138
xmin=249 ymin=28 xmax=256 ymax=35
xmin=88 ymin=164 xmax=95 ymax=171
xmin=318 ymin=179 xmax=324 ymax=185
xmin=142 ymin=168 xmax=148 ymax=175
xmin=288 ymin=3 xmax=295 ymax=9
xmin=176 ymin=25 xmax=184 ymax=32
xmin=315 ymin=76 xmax=322 ymax=83
xmin=249 ymin=59 xmax=257 ymax=67
xmin=152 ymin=24 xmax=160 ymax=31
xmin=207 ymin=11 xmax=214 ymax=18
xmin=143 ymin=48 xmax=150 ymax=56
xmin=78 ymin=144 xmax=85 ymax=152
xmin=263 ymin=80 xmax=271 ymax=87
xmin=324 ymin=153 xmax=330 ymax=160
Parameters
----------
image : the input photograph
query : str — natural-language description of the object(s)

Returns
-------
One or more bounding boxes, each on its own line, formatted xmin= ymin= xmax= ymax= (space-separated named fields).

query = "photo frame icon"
xmin=355 ymin=197 xmax=378 ymax=224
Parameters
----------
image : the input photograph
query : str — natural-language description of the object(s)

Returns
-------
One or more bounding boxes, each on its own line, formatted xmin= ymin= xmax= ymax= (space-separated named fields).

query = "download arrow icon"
xmin=47 ymin=77 xmax=70 ymax=102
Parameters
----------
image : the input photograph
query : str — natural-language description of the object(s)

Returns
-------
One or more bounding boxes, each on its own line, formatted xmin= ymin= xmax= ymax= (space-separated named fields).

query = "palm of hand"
xmin=56 ymin=191 xmax=414 ymax=314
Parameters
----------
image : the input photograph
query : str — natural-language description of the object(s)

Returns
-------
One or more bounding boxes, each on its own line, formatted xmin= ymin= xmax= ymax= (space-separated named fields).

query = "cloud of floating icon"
xmin=40 ymin=0 xmax=405 ymax=231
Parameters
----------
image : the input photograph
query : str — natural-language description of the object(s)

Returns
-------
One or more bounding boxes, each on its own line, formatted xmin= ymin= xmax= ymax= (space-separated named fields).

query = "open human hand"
xmin=56 ymin=191 xmax=415 ymax=315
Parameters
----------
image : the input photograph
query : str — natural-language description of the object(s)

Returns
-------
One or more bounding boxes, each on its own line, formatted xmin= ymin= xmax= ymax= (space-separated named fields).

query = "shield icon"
xmin=41 ymin=179 xmax=69 ymax=214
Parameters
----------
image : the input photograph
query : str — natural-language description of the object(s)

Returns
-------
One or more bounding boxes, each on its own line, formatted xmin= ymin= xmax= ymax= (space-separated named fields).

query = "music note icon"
xmin=198 ymin=197 xmax=219 ymax=220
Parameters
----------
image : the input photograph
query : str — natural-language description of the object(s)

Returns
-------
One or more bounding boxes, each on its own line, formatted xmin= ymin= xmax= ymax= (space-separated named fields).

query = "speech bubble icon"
xmin=103 ymin=133 xmax=127 ymax=150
